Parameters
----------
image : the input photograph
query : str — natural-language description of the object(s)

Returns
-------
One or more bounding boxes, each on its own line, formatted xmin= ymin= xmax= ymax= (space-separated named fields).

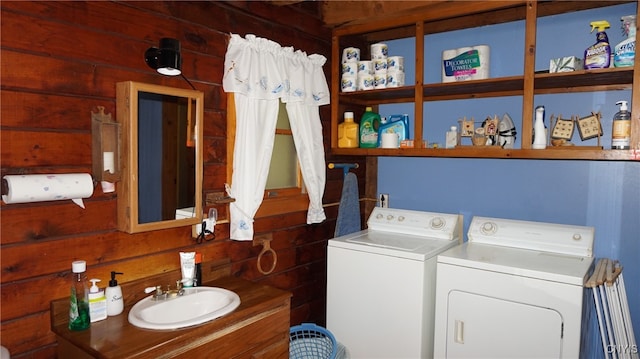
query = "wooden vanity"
xmin=51 ymin=268 xmax=291 ymax=359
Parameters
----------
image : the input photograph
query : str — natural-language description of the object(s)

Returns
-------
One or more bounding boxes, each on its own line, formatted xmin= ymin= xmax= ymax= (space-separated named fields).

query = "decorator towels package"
xmin=442 ymin=45 xmax=490 ymax=82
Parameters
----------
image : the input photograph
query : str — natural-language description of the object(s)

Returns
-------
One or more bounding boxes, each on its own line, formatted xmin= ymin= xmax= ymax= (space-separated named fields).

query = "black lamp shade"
xmin=145 ymin=38 xmax=182 ymax=76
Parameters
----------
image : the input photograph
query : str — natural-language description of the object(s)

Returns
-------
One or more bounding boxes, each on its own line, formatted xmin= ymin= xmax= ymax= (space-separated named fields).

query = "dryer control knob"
xmin=480 ymin=221 xmax=497 ymax=234
xmin=386 ymin=215 xmax=394 ymax=221
xmin=398 ymin=216 xmax=405 ymax=222
xmin=431 ymin=217 xmax=445 ymax=229
xmin=376 ymin=213 xmax=383 ymax=220
xmin=572 ymin=233 xmax=582 ymax=241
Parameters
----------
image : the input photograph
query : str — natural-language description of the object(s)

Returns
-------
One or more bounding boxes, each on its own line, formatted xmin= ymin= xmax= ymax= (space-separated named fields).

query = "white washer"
xmin=327 ymin=207 xmax=462 ymax=358
xmin=433 ymin=216 xmax=595 ymax=358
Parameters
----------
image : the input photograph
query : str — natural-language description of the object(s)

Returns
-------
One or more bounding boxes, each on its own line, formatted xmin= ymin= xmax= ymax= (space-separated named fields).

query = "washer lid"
xmin=330 ymin=230 xmax=460 ymax=261
xmin=437 ymin=242 xmax=593 ymax=285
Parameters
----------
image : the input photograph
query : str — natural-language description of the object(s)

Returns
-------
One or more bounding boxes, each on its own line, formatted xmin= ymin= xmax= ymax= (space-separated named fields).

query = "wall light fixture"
xmin=144 ymin=38 xmax=182 ymax=76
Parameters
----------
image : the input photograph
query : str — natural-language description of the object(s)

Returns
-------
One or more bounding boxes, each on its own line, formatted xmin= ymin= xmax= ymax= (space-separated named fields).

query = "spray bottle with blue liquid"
xmin=584 ymin=20 xmax=611 ymax=69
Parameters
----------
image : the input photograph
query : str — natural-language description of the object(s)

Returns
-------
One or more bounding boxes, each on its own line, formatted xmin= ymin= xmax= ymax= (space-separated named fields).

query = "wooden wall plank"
xmin=0 ymin=1 xmax=335 ymax=357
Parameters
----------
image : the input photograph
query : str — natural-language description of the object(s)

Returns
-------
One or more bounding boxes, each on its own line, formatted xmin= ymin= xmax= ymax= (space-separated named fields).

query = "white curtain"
xmin=223 ymin=34 xmax=330 ymax=241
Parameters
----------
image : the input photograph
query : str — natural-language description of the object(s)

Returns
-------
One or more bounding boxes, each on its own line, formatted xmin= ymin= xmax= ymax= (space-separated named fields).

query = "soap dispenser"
xmin=105 ymin=271 xmax=124 ymax=316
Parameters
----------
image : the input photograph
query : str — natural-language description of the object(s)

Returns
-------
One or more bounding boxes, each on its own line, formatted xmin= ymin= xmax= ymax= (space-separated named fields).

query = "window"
xmin=227 ymin=99 xmax=309 ymax=217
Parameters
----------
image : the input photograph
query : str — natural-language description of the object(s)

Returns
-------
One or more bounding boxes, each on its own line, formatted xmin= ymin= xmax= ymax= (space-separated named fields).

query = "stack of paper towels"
xmin=442 ymin=45 xmax=490 ymax=83
xmin=341 ymin=43 xmax=405 ymax=92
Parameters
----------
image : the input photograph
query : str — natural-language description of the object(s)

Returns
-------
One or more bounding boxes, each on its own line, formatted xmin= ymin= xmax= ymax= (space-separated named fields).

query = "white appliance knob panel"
xmin=481 ymin=221 xmax=498 ymax=235
xmin=431 ymin=217 xmax=445 ymax=229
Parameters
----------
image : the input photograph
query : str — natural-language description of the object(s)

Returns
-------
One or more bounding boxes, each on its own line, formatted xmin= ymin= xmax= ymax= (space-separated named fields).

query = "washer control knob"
xmin=386 ymin=215 xmax=394 ymax=221
xmin=398 ymin=216 xmax=405 ymax=222
xmin=376 ymin=213 xmax=384 ymax=220
xmin=480 ymin=221 xmax=497 ymax=235
xmin=430 ymin=217 xmax=445 ymax=229
xmin=572 ymin=233 xmax=582 ymax=241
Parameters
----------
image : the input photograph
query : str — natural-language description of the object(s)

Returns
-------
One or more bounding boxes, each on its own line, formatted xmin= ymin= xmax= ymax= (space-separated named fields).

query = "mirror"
xmin=116 ymin=81 xmax=203 ymax=233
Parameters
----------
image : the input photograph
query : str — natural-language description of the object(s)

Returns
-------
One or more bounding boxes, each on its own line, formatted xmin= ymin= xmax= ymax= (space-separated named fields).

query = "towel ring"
xmin=254 ymin=235 xmax=277 ymax=275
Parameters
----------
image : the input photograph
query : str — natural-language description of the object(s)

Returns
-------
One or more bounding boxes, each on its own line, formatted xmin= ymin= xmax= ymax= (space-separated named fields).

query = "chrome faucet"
xmin=145 ymin=280 xmax=185 ymax=301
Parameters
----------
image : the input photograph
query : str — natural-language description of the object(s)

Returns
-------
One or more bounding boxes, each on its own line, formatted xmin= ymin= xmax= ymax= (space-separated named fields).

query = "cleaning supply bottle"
xmin=532 ymin=105 xmax=547 ymax=149
xmin=69 ymin=260 xmax=90 ymax=331
xmin=377 ymin=114 xmax=410 ymax=147
xmin=612 ymin=100 xmax=631 ymax=149
xmin=359 ymin=107 xmax=381 ymax=148
xmin=584 ymin=21 xmax=611 ymax=69
xmin=88 ymin=279 xmax=107 ymax=323
xmin=338 ymin=111 xmax=359 ymax=148
xmin=105 ymin=271 xmax=124 ymax=316
xmin=614 ymin=15 xmax=636 ymax=67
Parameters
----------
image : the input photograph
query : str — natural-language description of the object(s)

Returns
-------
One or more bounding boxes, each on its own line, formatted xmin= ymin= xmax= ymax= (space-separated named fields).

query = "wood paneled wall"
xmin=1 ymin=2 xmax=365 ymax=357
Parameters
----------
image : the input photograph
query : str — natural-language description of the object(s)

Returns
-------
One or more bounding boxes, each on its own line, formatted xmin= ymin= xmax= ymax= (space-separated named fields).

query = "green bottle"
xmin=359 ymin=107 xmax=381 ymax=148
xmin=69 ymin=260 xmax=91 ymax=331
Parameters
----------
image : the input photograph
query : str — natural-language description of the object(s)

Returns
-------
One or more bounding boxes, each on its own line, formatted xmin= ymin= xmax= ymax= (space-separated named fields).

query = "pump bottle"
xmin=532 ymin=106 xmax=547 ymax=149
xmin=612 ymin=101 xmax=631 ymax=149
xmin=69 ymin=260 xmax=90 ymax=330
xmin=105 ymin=271 xmax=124 ymax=316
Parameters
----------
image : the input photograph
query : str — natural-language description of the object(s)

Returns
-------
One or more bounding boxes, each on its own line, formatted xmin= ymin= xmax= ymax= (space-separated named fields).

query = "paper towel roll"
xmin=472 ymin=45 xmax=490 ymax=80
xmin=2 ymin=173 xmax=94 ymax=208
xmin=442 ymin=49 xmax=458 ymax=83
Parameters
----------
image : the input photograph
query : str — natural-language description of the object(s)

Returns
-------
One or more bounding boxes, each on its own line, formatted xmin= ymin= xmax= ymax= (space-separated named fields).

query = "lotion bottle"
xmin=532 ymin=106 xmax=547 ymax=149
xmin=88 ymin=279 xmax=107 ymax=322
xmin=105 ymin=271 xmax=124 ymax=316
xmin=612 ymin=100 xmax=631 ymax=149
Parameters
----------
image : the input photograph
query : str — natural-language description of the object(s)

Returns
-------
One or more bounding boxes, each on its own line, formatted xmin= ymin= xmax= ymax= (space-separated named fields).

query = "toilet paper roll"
xmin=380 ymin=132 xmax=399 ymax=148
xmin=341 ymin=75 xmax=357 ymax=92
xmin=373 ymin=58 xmax=388 ymax=74
xmin=342 ymin=47 xmax=360 ymax=63
xmin=342 ymin=62 xmax=357 ymax=76
xmin=357 ymin=74 xmax=375 ymax=91
xmin=371 ymin=43 xmax=388 ymax=60
xmin=2 ymin=173 xmax=94 ymax=208
xmin=373 ymin=74 xmax=387 ymax=89
xmin=358 ymin=60 xmax=373 ymax=75
xmin=387 ymin=56 xmax=404 ymax=72
xmin=386 ymin=71 xmax=405 ymax=88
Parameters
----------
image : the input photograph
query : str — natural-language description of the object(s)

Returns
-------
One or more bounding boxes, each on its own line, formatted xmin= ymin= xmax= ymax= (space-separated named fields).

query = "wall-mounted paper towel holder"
xmin=91 ymin=106 xmax=121 ymax=183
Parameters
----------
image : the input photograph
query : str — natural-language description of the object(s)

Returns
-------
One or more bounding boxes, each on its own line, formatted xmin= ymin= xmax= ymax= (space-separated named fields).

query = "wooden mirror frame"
xmin=116 ymin=81 xmax=203 ymax=233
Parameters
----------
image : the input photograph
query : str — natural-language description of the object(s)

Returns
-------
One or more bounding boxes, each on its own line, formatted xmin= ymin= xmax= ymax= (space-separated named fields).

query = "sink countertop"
xmin=51 ymin=275 xmax=292 ymax=359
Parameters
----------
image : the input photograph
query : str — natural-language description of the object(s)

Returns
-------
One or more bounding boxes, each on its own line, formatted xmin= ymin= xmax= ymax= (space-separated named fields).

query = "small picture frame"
xmin=459 ymin=117 xmax=475 ymax=137
xmin=551 ymin=115 xmax=575 ymax=140
xmin=576 ymin=112 xmax=602 ymax=141
xmin=483 ymin=115 xmax=499 ymax=136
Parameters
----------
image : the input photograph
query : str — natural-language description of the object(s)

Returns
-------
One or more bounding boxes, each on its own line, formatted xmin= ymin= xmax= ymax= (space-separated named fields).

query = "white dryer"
xmin=327 ymin=207 xmax=462 ymax=359
xmin=433 ymin=216 xmax=595 ymax=358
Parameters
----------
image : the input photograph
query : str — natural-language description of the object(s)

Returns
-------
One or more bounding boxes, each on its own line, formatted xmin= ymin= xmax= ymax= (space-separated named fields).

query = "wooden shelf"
xmin=331 ymin=147 xmax=640 ymax=161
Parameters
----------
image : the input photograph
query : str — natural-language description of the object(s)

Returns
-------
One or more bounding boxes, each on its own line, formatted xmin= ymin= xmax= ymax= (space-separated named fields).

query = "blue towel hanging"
xmin=334 ymin=172 xmax=361 ymax=237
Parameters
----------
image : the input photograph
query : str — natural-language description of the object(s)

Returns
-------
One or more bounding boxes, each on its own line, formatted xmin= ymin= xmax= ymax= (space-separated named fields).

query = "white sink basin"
xmin=128 ymin=287 xmax=241 ymax=330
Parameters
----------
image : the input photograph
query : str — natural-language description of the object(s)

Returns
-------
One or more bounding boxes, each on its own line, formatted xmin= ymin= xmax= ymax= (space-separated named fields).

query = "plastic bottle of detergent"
xmin=377 ymin=114 xmax=410 ymax=148
xmin=338 ymin=111 xmax=359 ymax=148
xmin=584 ymin=20 xmax=611 ymax=69
xmin=359 ymin=107 xmax=381 ymax=148
xmin=614 ymin=15 xmax=636 ymax=67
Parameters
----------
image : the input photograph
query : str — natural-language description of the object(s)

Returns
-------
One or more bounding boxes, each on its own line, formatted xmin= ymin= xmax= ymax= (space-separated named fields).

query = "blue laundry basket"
xmin=289 ymin=323 xmax=338 ymax=359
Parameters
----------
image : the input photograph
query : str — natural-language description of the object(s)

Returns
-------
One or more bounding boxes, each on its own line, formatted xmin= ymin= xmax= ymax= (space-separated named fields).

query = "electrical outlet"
xmin=379 ymin=193 xmax=389 ymax=208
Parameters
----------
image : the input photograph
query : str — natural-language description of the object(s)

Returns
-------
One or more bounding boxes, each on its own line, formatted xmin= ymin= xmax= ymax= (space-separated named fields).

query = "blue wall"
xmin=377 ymin=3 xmax=640 ymax=350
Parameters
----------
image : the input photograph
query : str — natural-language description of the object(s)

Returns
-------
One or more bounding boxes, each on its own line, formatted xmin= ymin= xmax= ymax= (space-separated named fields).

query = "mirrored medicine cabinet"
xmin=116 ymin=81 xmax=204 ymax=233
